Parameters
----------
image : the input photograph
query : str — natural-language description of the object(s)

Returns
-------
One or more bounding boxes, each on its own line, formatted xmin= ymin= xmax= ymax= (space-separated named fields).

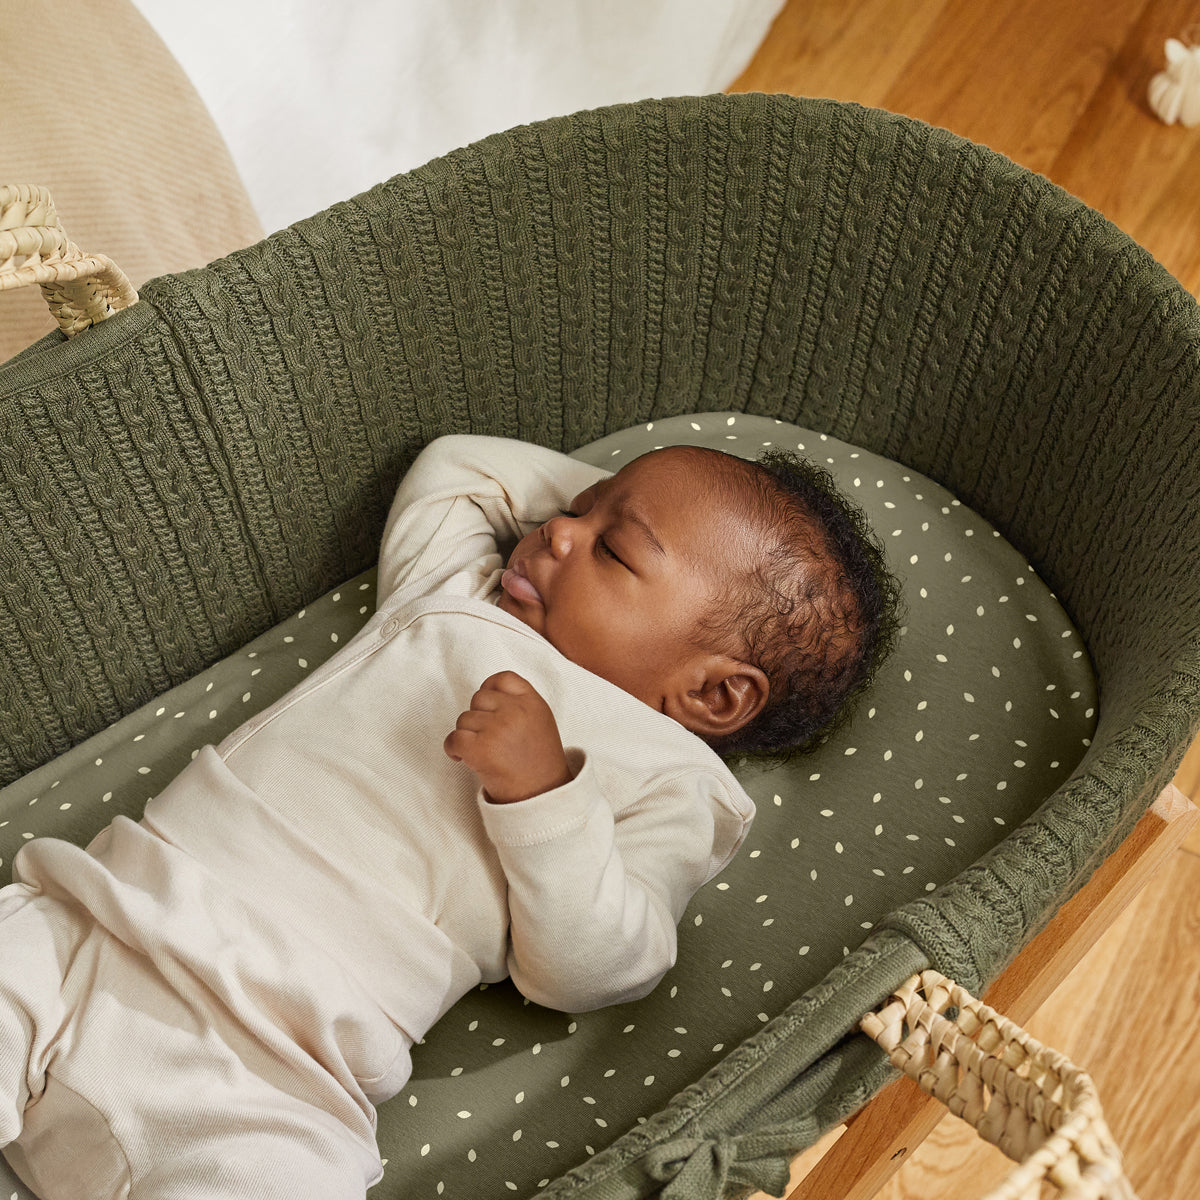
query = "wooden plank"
xmin=1187 ymin=810 xmax=1200 ymax=856
xmin=727 ymin=0 xmax=953 ymax=109
xmin=872 ymin=1105 xmax=1014 ymax=1200
xmin=1023 ymin=850 xmax=1200 ymax=1200
xmin=877 ymin=0 xmax=1146 ymax=177
xmin=757 ymin=784 xmax=1197 ymax=1200
xmin=1048 ymin=0 xmax=1200 ymax=296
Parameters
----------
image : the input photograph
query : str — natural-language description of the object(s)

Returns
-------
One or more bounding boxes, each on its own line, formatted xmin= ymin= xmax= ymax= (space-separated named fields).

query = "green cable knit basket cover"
xmin=2 ymin=93 xmax=1199 ymax=1197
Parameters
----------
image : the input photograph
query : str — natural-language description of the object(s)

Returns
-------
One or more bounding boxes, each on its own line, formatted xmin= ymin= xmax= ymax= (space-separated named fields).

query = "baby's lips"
xmin=501 ymin=566 xmax=543 ymax=605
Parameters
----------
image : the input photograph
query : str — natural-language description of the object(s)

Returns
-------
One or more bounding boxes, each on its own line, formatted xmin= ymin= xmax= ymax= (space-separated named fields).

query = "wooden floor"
xmin=731 ymin=2 xmax=1200 ymax=1197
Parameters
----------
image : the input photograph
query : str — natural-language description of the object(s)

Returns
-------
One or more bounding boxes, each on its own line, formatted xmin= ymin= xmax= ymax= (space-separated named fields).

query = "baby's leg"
xmin=9 ymin=921 xmax=384 ymax=1200
xmin=0 ymin=885 xmax=89 ymax=1150
xmin=12 ymin=1072 xmax=379 ymax=1200
xmin=126 ymin=1103 xmax=382 ymax=1200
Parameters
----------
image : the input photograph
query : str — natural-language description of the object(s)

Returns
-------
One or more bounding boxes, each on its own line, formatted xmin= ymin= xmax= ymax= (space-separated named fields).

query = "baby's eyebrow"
xmin=617 ymin=501 xmax=666 ymax=560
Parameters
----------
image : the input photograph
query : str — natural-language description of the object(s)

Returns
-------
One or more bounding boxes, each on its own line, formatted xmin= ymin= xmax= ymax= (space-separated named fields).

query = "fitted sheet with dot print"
xmin=0 ymin=413 xmax=1096 ymax=1200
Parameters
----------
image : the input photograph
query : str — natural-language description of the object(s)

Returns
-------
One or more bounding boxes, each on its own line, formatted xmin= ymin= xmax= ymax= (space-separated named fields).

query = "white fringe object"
xmin=1148 ymin=38 xmax=1200 ymax=127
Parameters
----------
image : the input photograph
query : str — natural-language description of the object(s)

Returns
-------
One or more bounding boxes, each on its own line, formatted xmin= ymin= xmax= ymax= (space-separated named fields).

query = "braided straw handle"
xmin=0 ymin=184 xmax=138 ymax=336
xmin=861 ymin=971 xmax=1137 ymax=1200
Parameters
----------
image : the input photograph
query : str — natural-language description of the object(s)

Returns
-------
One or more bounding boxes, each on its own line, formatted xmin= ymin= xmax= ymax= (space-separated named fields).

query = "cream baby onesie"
xmin=0 ymin=435 xmax=756 ymax=1200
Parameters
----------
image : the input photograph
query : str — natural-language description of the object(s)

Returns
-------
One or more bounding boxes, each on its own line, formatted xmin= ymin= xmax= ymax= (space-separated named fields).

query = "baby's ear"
xmin=670 ymin=657 xmax=768 ymax=739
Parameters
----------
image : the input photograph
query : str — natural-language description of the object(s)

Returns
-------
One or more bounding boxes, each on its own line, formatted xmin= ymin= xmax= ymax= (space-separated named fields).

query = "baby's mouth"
xmin=500 ymin=559 xmax=544 ymax=606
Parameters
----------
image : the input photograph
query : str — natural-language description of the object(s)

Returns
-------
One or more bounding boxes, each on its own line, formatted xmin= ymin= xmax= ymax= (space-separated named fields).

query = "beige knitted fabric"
xmin=0 ymin=0 xmax=263 ymax=363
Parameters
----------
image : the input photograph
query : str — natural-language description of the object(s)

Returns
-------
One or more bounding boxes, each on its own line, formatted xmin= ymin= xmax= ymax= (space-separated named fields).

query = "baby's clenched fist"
xmin=443 ymin=671 xmax=573 ymax=804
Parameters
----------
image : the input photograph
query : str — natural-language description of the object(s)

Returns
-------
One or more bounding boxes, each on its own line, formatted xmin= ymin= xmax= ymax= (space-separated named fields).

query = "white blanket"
xmin=134 ymin=0 xmax=783 ymax=233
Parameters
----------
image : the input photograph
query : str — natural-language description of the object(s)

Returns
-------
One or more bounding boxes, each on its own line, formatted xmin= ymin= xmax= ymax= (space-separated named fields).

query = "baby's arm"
xmin=447 ymin=672 xmax=748 ymax=1011
xmin=474 ymin=752 xmax=740 ymax=1013
xmin=376 ymin=435 xmax=610 ymax=603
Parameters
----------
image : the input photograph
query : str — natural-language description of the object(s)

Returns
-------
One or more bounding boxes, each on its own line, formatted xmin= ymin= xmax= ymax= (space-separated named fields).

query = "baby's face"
xmin=496 ymin=447 xmax=757 ymax=715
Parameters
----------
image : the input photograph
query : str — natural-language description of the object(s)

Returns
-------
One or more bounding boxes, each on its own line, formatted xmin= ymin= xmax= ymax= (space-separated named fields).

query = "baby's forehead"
xmin=619 ymin=443 xmax=741 ymax=484
xmin=616 ymin=445 xmax=760 ymax=509
xmin=614 ymin=446 xmax=767 ymax=561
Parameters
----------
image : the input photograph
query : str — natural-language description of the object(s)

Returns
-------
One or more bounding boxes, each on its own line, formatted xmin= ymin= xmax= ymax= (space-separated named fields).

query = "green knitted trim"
xmin=0 ymin=301 xmax=155 ymax=387
xmin=532 ymin=930 xmax=926 ymax=1200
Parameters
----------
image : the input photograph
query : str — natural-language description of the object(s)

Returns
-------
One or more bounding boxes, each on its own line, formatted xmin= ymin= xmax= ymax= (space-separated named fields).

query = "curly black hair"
xmin=691 ymin=447 xmax=904 ymax=763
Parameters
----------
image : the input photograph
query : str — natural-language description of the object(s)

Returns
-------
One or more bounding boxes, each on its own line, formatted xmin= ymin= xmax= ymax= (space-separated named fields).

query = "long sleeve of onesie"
xmin=373 ymin=435 xmax=755 ymax=1013
xmin=476 ymin=754 xmax=728 ymax=1011
xmin=376 ymin=434 xmax=612 ymax=604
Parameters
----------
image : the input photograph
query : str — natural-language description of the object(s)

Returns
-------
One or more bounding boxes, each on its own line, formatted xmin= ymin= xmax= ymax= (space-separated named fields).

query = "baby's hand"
xmin=444 ymin=671 xmax=573 ymax=804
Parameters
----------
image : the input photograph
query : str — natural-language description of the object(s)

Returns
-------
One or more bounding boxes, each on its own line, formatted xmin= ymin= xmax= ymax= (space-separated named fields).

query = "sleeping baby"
xmin=0 ymin=434 xmax=898 ymax=1200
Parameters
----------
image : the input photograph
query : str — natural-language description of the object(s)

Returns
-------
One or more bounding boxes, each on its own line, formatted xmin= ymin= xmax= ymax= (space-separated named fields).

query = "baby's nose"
xmin=542 ymin=515 xmax=574 ymax=557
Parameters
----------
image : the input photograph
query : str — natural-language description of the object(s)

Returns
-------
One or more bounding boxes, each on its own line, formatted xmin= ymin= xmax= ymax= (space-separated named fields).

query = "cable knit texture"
xmin=2 ymin=94 xmax=1199 ymax=1197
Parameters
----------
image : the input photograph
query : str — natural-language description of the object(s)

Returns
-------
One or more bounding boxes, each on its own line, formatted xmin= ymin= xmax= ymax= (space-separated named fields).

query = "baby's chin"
xmin=495 ymin=581 xmax=545 ymax=634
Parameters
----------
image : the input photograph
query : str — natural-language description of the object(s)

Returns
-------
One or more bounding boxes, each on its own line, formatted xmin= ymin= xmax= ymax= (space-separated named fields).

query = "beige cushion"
xmin=0 ymin=0 xmax=263 ymax=362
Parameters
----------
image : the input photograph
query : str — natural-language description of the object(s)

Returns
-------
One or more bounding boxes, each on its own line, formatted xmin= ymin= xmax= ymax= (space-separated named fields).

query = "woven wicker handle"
xmin=862 ymin=971 xmax=1137 ymax=1200
xmin=0 ymin=184 xmax=138 ymax=336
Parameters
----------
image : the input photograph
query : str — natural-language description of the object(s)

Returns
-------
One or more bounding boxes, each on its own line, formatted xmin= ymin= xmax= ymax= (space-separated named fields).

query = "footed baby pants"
xmin=0 ymin=853 xmax=409 ymax=1199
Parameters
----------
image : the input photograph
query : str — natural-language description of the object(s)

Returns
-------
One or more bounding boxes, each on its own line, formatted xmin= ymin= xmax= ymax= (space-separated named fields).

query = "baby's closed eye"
xmin=554 ymin=506 xmax=626 ymax=565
